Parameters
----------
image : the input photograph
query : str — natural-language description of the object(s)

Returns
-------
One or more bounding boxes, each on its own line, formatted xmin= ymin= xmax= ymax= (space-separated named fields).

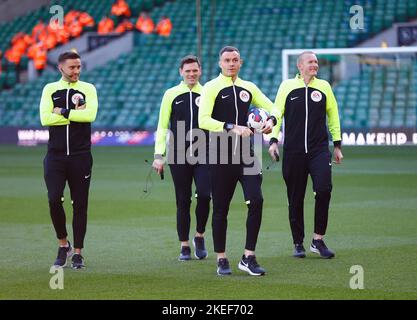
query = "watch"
xmin=269 ymin=137 xmax=279 ymax=146
xmin=267 ymin=116 xmax=277 ymax=126
xmin=224 ymin=123 xmax=234 ymax=131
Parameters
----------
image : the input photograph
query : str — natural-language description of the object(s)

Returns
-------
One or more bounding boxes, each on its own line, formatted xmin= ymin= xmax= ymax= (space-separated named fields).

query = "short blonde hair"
xmin=297 ymin=51 xmax=316 ymax=65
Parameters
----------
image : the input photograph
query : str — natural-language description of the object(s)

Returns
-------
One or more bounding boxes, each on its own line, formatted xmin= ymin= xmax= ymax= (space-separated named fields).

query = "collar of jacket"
xmin=218 ymin=72 xmax=240 ymax=84
xmin=59 ymin=78 xmax=79 ymax=87
xmin=295 ymin=73 xmax=317 ymax=86
xmin=180 ymin=80 xmax=202 ymax=92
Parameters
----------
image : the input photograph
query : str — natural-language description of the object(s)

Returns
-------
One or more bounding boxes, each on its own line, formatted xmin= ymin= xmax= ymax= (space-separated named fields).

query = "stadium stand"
xmin=0 ymin=0 xmax=416 ymax=130
xmin=334 ymin=61 xmax=417 ymax=129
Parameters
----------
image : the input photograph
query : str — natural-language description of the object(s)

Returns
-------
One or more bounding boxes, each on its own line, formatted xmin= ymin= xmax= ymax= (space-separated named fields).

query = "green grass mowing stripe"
xmin=0 ymin=145 xmax=416 ymax=299
xmin=1 ymin=222 xmax=416 ymax=299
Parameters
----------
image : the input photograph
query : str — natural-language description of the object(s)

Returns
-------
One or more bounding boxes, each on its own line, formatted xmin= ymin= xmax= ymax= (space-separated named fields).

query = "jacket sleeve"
xmin=271 ymin=82 xmax=287 ymax=140
xmin=198 ymin=83 xmax=224 ymax=132
xmin=325 ymin=82 xmax=342 ymax=142
xmin=67 ymin=84 xmax=98 ymax=123
xmin=154 ymin=91 xmax=172 ymax=156
xmin=250 ymin=83 xmax=280 ymax=122
xmin=39 ymin=84 xmax=70 ymax=126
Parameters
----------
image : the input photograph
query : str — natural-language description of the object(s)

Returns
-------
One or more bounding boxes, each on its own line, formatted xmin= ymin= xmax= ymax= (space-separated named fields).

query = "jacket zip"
xmin=189 ymin=90 xmax=193 ymax=157
xmin=232 ymin=84 xmax=238 ymax=155
xmin=304 ymin=84 xmax=308 ymax=154
xmin=66 ymin=88 xmax=70 ymax=156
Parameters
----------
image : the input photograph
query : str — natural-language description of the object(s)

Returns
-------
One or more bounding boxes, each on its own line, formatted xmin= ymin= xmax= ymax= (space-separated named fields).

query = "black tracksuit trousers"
xmin=282 ymin=149 xmax=333 ymax=244
xmin=169 ymin=163 xmax=211 ymax=242
xmin=211 ymin=164 xmax=263 ymax=253
xmin=43 ymin=152 xmax=93 ymax=249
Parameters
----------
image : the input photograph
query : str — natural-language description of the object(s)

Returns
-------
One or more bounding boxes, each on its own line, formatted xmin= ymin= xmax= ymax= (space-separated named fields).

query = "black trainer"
xmin=53 ymin=241 xmax=73 ymax=268
xmin=238 ymin=255 xmax=266 ymax=276
xmin=179 ymin=246 xmax=191 ymax=261
xmin=217 ymin=258 xmax=232 ymax=276
xmin=293 ymin=243 xmax=306 ymax=258
xmin=192 ymin=236 xmax=208 ymax=260
xmin=71 ymin=254 xmax=85 ymax=269
xmin=310 ymin=239 xmax=335 ymax=259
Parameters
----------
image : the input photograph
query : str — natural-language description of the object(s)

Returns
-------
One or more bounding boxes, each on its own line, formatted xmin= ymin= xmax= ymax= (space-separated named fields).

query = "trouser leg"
xmin=239 ymin=168 xmax=263 ymax=251
xmin=211 ymin=164 xmax=239 ymax=253
xmin=308 ymin=150 xmax=333 ymax=236
xmin=193 ymin=164 xmax=211 ymax=235
xmin=282 ymin=153 xmax=308 ymax=244
xmin=44 ymin=153 xmax=68 ymax=240
xmin=169 ymin=163 xmax=193 ymax=242
xmin=67 ymin=153 xmax=93 ymax=249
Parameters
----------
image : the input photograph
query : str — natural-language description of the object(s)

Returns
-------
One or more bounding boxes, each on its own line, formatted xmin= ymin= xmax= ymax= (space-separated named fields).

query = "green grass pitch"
xmin=0 ymin=145 xmax=416 ymax=299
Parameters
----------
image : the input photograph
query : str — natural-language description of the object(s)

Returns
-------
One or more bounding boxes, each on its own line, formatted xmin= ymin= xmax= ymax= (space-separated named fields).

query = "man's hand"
xmin=268 ymin=141 xmax=280 ymax=161
xmin=152 ymin=159 xmax=164 ymax=175
xmin=53 ymin=107 xmax=62 ymax=115
xmin=261 ymin=119 xmax=274 ymax=134
xmin=75 ymin=98 xmax=86 ymax=110
xmin=333 ymin=147 xmax=343 ymax=164
xmin=231 ymin=125 xmax=253 ymax=137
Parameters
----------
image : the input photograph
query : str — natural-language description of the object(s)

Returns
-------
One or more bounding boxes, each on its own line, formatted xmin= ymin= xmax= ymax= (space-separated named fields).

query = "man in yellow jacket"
xmin=39 ymin=51 xmax=98 ymax=270
xmin=268 ymin=51 xmax=343 ymax=259
xmin=153 ymin=55 xmax=211 ymax=261
xmin=199 ymin=46 xmax=279 ymax=276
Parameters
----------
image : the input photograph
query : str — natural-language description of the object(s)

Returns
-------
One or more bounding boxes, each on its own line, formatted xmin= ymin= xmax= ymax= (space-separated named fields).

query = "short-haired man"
xmin=199 ymin=46 xmax=279 ymax=276
xmin=40 ymin=51 xmax=98 ymax=269
xmin=153 ymin=55 xmax=211 ymax=261
xmin=269 ymin=51 xmax=343 ymax=259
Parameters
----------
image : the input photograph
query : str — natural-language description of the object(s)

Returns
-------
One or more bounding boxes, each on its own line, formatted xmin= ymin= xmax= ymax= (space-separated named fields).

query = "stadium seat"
xmin=1 ymin=0 xmax=417 ymax=130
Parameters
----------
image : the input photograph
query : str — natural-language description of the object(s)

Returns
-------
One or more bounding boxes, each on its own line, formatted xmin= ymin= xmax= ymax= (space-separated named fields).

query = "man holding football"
xmin=199 ymin=46 xmax=279 ymax=276
xmin=268 ymin=51 xmax=343 ymax=259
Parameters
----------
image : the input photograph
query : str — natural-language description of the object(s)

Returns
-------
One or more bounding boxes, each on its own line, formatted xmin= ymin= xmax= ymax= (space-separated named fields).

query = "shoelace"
xmin=57 ymin=247 xmax=68 ymax=260
xmin=181 ymin=247 xmax=191 ymax=255
xmin=73 ymin=254 xmax=83 ymax=263
xmin=194 ymin=237 xmax=204 ymax=248
xmin=218 ymin=259 xmax=229 ymax=267
xmin=246 ymin=256 xmax=260 ymax=268
xmin=314 ymin=240 xmax=328 ymax=249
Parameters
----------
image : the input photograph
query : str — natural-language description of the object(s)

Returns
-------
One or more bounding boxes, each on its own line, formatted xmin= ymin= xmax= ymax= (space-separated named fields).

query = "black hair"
xmin=219 ymin=46 xmax=240 ymax=58
xmin=58 ymin=51 xmax=81 ymax=63
xmin=180 ymin=55 xmax=201 ymax=69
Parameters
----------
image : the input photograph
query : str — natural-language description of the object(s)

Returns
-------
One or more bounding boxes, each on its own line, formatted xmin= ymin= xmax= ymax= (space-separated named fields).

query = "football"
xmin=247 ymin=107 xmax=269 ymax=132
